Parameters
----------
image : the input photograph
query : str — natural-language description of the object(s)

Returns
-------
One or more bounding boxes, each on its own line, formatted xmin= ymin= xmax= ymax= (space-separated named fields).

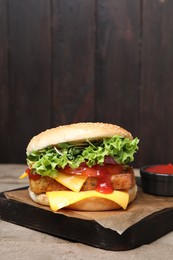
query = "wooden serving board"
xmin=1 ymin=185 xmax=173 ymax=251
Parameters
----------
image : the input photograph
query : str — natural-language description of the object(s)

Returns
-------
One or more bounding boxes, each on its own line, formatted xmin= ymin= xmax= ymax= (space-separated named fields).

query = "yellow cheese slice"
xmin=19 ymin=170 xmax=87 ymax=193
xmin=53 ymin=172 xmax=87 ymax=192
xmin=46 ymin=190 xmax=129 ymax=211
xmin=19 ymin=172 xmax=28 ymax=179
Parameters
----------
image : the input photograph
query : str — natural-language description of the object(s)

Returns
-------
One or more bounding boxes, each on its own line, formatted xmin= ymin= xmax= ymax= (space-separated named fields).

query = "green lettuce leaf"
xmin=27 ymin=136 xmax=139 ymax=177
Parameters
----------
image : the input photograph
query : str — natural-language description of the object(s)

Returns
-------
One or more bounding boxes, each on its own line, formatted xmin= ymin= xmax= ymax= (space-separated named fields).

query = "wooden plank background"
xmin=0 ymin=0 xmax=173 ymax=168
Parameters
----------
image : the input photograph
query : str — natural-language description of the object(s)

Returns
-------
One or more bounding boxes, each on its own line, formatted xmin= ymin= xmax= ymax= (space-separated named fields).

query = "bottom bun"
xmin=28 ymin=185 xmax=137 ymax=211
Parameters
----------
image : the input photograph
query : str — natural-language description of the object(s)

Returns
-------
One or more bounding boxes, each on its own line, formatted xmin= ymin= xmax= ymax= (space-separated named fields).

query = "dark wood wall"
xmin=1 ymin=0 xmax=173 ymax=167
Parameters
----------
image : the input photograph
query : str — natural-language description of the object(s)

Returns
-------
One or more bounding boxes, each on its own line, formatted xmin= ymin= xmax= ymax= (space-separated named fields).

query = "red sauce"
xmin=26 ymin=168 xmax=41 ymax=180
xmin=95 ymin=167 xmax=114 ymax=194
xmin=96 ymin=173 xmax=114 ymax=194
xmin=28 ymin=162 xmax=120 ymax=194
xmin=62 ymin=164 xmax=116 ymax=194
xmin=146 ymin=163 xmax=173 ymax=174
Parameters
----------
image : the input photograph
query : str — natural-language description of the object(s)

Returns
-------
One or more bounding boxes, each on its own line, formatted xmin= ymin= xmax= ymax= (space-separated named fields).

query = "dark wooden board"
xmin=1 ymin=1 xmax=173 ymax=168
xmin=138 ymin=0 xmax=173 ymax=166
xmin=0 ymin=0 xmax=10 ymax=162
xmin=7 ymin=0 xmax=52 ymax=162
xmin=52 ymin=0 xmax=95 ymax=125
xmin=95 ymin=0 xmax=140 ymax=137
xmin=1 ymin=187 xmax=173 ymax=251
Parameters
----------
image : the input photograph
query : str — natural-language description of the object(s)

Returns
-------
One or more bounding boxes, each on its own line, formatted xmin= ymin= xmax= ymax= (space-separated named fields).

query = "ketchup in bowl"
xmin=140 ymin=164 xmax=173 ymax=196
xmin=145 ymin=163 xmax=173 ymax=175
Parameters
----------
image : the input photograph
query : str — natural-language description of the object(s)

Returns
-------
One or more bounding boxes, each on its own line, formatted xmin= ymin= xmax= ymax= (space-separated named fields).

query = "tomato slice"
xmin=61 ymin=164 xmax=123 ymax=177
xmin=82 ymin=166 xmax=100 ymax=177
xmin=27 ymin=168 xmax=41 ymax=180
xmin=61 ymin=165 xmax=87 ymax=175
xmin=61 ymin=165 xmax=98 ymax=176
xmin=106 ymin=164 xmax=123 ymax=175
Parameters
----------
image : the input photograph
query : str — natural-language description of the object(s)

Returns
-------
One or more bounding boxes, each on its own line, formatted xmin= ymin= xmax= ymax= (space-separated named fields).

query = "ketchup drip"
xmin=95 ymin=168 xmax=114 ymax=194
xmin=62 ymin=163 xmax=122 ymax=194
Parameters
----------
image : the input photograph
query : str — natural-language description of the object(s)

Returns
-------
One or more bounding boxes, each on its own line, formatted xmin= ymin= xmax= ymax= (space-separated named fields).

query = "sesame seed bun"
xmin=27 ymin=122 xmax=133 ymax=153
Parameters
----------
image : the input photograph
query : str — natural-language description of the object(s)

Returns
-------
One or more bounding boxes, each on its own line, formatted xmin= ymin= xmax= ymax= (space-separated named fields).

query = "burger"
xmin=20 ymin=122 xmax=139 ymax=211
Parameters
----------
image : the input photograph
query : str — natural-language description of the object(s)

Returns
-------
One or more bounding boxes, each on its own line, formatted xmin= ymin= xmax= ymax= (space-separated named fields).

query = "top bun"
xmin=27 ymin=122 xmax=133 ymax=153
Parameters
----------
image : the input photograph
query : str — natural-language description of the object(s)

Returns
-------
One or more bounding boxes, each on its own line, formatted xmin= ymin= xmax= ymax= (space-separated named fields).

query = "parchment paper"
xmin=5 ymin=188 xmax=173 ymax=234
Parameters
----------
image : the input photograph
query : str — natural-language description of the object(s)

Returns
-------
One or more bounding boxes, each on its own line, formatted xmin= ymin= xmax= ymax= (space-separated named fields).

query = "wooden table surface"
xmin=1 ymin=164 xmax=173 ymax=260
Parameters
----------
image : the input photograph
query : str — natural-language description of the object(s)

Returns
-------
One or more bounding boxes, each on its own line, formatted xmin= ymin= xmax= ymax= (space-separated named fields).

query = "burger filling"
xmin=27 ymin=164 xmax=135 ymax=194
xmin=22 ymin=135 xmax=139 ymax=195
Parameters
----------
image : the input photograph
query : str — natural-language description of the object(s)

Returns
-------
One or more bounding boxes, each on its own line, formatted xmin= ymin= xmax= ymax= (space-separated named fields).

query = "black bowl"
xmin=140 ymin=165 xmax=173 ymax=196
